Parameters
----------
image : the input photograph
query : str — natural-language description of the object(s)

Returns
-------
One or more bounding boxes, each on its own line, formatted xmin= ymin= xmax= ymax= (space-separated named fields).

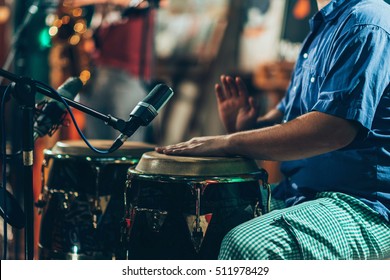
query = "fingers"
xmin=248 ymin=96 xmax=255 ymax=109
xmin=219 ymin=75 xmax=229 ymax=98
xmin=215 ymin=83 xmax=225 ymax=102
xmin=236 ymin=77 xmax=249 ymax=97
xmin=218 ymin=75 xmax=239 ymax=98
xmin=216 ymin=75 xmax=248 ymax=100
xmin=248 ymin=96 xmax=258 ymax=116
xmin=155 ymin=144 xmax=195 ymax=156
xmin=155 ymin=146 xmax=174 ymax=154
xmin=225 ymin=76 xmax=239 ymax=98
xmin=155 ymin=146 xmax=164 ymax=153
xmin=155 ymin=141 xmax=189 ymax=154
xmin=155 ymin=138 xmax=206 ymax=156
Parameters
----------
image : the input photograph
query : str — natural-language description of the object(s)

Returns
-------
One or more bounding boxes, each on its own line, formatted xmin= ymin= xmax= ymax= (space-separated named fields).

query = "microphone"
xmin=109 ymin=83 xmax=174 ymax=152
xmin=33 ymin=77 xmax=83 ymax=141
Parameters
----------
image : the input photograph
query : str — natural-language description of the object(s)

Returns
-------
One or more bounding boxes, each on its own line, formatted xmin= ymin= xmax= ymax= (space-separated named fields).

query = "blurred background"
xmin=2 ymin=0 xmax=386 ymax=260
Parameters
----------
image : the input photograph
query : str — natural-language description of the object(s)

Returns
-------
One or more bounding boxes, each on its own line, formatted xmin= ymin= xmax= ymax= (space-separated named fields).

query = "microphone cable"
xmin=1 ymin=84 xmax=12 ymax=259
xmin=34 ymin=80 xmax=111 ymax=155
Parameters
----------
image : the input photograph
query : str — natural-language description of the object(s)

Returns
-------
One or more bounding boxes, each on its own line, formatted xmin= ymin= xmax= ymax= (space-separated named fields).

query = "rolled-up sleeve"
xmin=312 ymin=25 xmax=390 ymax=130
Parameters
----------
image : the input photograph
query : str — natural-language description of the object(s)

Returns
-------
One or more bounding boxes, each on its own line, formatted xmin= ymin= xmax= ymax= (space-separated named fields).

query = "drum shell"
xmin=45 ymin=156 xmax=132 ymax=196
xmin=38 ymin=140 xmax=154 ymax=259
xmin=127 ymin=174 xmax=263 ymax=214
xmin=124 ymin=171 xmax=264 ymax=260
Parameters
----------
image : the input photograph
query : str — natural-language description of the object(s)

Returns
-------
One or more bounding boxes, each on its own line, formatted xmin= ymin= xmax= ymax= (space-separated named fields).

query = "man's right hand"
xmin=215 ymin=75 xmax=258 ymax=133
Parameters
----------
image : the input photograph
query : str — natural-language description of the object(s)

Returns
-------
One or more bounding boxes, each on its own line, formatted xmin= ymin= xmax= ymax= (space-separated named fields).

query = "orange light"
xmin=79 ymin=70 xmax=91 ymax=84
xmin=74 ymin=21 xmax=87 ymax=33
xmin=62 ymin=15 xmax=71 ymax=24
xmin=72 ymin=8 xmax=83 ymax=18
xmin=69 ymin=34 xmax=81 ymax=45
xmin=48 ymin=26 xmax=59 ymax=36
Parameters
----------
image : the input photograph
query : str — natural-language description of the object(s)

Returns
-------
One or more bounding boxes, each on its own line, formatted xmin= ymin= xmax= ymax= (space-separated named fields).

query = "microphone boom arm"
xmin=0 ymin=68 xmax=128 ymax=133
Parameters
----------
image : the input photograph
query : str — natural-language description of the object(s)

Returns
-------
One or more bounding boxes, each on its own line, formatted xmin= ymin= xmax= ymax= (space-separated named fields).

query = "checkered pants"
xmin=218 ymin=192 xmax=390 ymax=260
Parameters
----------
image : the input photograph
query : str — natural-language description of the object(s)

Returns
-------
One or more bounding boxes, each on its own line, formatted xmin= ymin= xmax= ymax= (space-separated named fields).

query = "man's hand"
xmin=216 ymin=75 xmax=258 ymax=133
xmin=155 ymin=135 xmax=231 ymax=157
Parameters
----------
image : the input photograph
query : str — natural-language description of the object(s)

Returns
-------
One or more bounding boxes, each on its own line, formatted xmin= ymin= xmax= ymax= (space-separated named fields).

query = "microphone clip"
xmin=34 ymin=99 xmax=69 ymax=138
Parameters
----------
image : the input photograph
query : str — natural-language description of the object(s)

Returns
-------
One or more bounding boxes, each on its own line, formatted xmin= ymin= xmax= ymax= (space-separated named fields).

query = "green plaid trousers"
xmin=218 ymin=192 xmax=390 ymax=260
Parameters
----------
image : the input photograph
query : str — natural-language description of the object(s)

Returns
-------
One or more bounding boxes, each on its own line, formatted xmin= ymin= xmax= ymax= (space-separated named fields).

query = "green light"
xmin=38 ymin=27 xmax=52 ymax=49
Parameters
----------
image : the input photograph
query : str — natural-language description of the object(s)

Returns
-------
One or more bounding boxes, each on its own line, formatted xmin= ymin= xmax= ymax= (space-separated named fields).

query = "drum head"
xmin=45 ymin=140 xmax=155 ymax=160
xmin=134 ymin=151 xmax=261 ymax=177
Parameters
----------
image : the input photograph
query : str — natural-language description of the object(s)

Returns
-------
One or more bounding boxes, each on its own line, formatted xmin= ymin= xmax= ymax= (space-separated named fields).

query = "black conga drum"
xmin=37 ymin=140 xmax=154 ymax=260
xmin=122 ymin=151 xmax=269 ymax=260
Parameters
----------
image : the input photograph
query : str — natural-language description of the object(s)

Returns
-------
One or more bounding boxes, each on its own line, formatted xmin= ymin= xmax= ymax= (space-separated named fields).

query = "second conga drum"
xmin=122 ymin=151 xmax=269 ymax=260
xmin=37 ymin=140 xmax=154 ymax=260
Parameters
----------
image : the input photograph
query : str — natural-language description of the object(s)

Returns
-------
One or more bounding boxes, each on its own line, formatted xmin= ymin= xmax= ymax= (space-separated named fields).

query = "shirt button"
xmin=310 ymin=77 xmax=315 ymax=83
xmin=303 ymin=53 xmax=308 ymax=59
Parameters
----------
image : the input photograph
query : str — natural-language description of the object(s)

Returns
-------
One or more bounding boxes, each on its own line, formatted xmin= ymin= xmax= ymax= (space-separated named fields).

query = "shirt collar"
xmin=309 ymin=0 xmax=362 ymax=29
xmin=320 ymin=0 xmax=362 ymax=21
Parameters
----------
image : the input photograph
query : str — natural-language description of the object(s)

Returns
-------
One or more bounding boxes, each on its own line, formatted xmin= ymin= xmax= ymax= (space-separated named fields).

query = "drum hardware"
xmin=120 ymin=204 xmax=133 ymax=257
xmin=263 ymin=180 xmax=272 ymax=214
xmin=91 ymin=165 xmax=101 ymax=229
xmin=253 ymin=201 xmax=263 ymax=217
xmin=35 ymin=159 xmax=50 ymax=214
xmin=192 ymin=183 xmax=203 ymax=252
xmin=187 ymin=181 xmax=214 ymax=253
xmin=120 ymin=174 xmax=133 ymax=253
xmin=254 ymin=167 xmax=271 ymax=215
xmin=61 ymin=191 xmax=70 ymax=211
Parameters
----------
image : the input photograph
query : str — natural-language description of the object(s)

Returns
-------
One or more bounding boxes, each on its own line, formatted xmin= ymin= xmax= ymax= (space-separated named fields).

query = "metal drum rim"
xmin=128 ymin=167 xmax=265 ymax=183
xmin=43 ymin=139 xmax=155 ymax=162
xmin=43 ymin=150 xmax=142 ymax=163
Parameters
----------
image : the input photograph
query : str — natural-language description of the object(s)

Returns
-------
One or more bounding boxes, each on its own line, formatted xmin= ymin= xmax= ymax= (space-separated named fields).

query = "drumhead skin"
xmin=134 ymin=151 xmax=261 ymax=177
xmin=44 ymin=140 xmax=155 ymax=160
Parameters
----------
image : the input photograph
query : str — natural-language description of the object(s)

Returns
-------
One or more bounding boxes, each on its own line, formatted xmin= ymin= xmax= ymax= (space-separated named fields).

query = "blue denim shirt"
xmin=276 ymin=0 xmax=390 ymax=221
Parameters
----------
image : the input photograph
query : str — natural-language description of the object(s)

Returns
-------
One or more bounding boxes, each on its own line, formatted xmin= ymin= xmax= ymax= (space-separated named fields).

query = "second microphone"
xmin=109 ymin=83 xmax=174 ymax=152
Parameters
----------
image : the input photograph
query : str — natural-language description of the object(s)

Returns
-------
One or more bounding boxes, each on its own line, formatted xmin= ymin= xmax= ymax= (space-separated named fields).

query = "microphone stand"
xmin=0 ymin=0 xmax=122 ymax=260
xmin=11 ymin=77 xmax=36 ymax=260
xmin=0 ymin=0 xmax=51 ymax=260
xmin=0 ymin=0 xmax=41 ymax=83
xmin=0 ymin=68 xmax=128 ymax=259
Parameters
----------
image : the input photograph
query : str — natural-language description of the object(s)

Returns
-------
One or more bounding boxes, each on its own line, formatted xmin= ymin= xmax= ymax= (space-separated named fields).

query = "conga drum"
xmin=37 ymin=140 xmax=154 ymax=260
xmin=122 ymin=151 xmax=269 ymax=260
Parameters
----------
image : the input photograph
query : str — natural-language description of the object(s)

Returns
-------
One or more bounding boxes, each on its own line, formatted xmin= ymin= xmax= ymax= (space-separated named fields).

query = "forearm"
xmin=255 ymin=108 xmax=284 ymax=129
xmin=226 ymin=111 xmax=360 ymax=161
